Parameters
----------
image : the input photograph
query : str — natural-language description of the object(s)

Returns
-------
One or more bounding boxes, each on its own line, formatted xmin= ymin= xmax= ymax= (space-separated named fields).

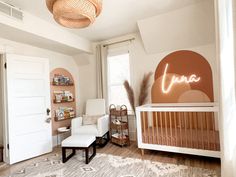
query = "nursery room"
xmin=0 ymin=0 xmax=235 ymax=177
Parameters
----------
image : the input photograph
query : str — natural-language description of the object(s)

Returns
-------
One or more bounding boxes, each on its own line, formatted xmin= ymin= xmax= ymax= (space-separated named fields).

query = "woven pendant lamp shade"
xmin=46 ymin=0 xmax=102 ymax=28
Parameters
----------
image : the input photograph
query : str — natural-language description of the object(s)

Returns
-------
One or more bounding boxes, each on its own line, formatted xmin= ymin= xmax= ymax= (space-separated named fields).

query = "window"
xmin=107 ymin=52 xmax=131 ymax=110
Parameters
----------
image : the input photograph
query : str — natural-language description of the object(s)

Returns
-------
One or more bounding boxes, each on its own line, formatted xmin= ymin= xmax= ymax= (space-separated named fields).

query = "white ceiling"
xmin=3 ymin=0 xmax=203 ymax=42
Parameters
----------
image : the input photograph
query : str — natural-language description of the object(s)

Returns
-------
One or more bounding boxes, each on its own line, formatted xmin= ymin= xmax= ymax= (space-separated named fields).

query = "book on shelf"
xmin=54 ymin=91 xmax=74 ymax=103
xmin=55 ymin=107 xmax=75 ymax=120
xmin=52 ymin=74 xmax=73 ymax=86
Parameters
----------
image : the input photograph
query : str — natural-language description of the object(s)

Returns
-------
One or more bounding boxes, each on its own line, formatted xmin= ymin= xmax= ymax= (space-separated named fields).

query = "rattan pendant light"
xmin=46 ymin=0 xmax=102 ymax=28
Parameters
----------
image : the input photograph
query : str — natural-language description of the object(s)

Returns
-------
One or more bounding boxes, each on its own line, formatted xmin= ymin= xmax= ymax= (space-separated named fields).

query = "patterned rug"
xmin=0 ymin=152 xmax=219 ymax=177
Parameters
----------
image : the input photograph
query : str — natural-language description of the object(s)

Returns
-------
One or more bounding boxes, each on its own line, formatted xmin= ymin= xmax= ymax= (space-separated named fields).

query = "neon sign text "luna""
xmin=161 ymin=63 xmax=201 ymax=94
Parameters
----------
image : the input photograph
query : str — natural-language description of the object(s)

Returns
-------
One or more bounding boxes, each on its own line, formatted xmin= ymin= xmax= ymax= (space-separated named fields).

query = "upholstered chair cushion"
xmin=82 ymin=114 xmax=105 ymax=125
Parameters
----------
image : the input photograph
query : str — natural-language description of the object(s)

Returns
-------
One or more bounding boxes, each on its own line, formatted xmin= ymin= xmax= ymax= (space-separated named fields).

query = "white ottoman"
xmin=61 ymin=135 xmax=96 ymax=164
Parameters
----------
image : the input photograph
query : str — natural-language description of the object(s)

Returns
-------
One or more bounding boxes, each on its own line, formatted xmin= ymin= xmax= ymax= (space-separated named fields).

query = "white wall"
xmin=216 ymin=0 xmax=236 ymax=176
xmin=138 ymin=0 xmax=215 ymax=54
xmin=73 ymin=52 xmax=97 ymax=114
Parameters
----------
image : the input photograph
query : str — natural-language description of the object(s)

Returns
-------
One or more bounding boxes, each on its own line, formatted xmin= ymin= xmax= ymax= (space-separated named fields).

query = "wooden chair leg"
xmin=107 ymin=131 xmax=110 ymax=141
xmin=62 ymin=147 xmax=66 ymax=163
xmin=72 ymin=149 xmax=76 ymax=155
xmin=141 ymin=149 xmax=144 ymax=156
xmin=62 ymin=147 xmax=76 ymax=163
xmin=85 ymin=148 xmax=89 ymax=164
xmin=93 ymin=141 xmax=96 ymax=155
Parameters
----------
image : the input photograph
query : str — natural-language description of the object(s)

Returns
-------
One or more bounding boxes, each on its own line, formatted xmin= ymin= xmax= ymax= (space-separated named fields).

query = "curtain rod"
xmin=103 ymin=38 xmax=135 ymax=47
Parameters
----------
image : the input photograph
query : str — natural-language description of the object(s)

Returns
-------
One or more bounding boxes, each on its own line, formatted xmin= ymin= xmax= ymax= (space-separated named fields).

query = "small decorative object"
xmin=46 ymin=0 xmax=103 ymax=28
xmin=56 ymin=110 xmax=65 ymax=120
xmin=57 ymin=127 xmax=70 ymax=132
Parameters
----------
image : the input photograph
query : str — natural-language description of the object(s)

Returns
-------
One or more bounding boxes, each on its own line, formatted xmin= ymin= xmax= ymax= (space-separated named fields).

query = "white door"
xmin=5 ymin=54 xmax=52 ymax=164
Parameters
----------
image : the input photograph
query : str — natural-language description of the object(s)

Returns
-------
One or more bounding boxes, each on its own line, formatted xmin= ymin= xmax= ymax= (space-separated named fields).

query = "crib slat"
xmin=190 ymin=112 xmax=193 ymax=148
xmin=201 ymin=112 xmax=204 ymax=149
xmin=155 ymin=112 xmax=159 ymax=144
xmin=206 ymin=112 xmax=210 ymax=150
xmin=146 ymin=112 xmax=150 ymax=144
xmin=160 ymin=112 xmax=163 ymax=145
xmin=164 ymin=112 xmax=168 ymax=146
xmin=169 ymin=112 xmax=173 ymax=146
xmin=194 ymin=112 xmax=199 ymax=149
xmin=211 ymin=112 xmax=216 ymax=150
xmin=184 ymin=112 xmax=187 ymax=147
xmin=174 ymin=112 xmax=177 ymax=147
xmin=179 ymin=112 xmax=182 ymax=147
xmin=152 ymin=113 xmax=155 ymax=144
xmin=142 ymin=112 xmax=146 ymax=143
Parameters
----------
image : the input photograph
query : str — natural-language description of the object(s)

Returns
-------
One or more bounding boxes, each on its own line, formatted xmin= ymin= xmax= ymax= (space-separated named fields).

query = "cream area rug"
xmin=1 ymin=153 xmax=219 ymax=177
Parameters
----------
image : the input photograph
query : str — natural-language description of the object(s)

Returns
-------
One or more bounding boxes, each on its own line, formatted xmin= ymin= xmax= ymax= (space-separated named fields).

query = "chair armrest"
xmin=97 ymin=115 xmax=109 ymax=137
xmin=71 ymin=117 xmax=82 ymax=135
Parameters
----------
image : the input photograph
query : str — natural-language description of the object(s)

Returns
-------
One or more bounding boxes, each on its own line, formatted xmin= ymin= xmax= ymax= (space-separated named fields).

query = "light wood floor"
xmin=98 ymin=142 xmax=221 ymax=170
xmin=0 ymin=141 xmax=221 ymax=176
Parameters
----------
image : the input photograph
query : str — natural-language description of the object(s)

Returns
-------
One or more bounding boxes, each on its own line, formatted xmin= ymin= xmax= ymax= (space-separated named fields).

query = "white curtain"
xmin=96 ymin=44 xmax=108 ymax=100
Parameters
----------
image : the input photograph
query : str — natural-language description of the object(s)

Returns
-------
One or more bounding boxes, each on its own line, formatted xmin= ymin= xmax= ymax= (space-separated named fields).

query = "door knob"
xmin=46 ymin=108 xmax=51 ymax=116
xmin=46 ymin=117 xmax=51 ymax=123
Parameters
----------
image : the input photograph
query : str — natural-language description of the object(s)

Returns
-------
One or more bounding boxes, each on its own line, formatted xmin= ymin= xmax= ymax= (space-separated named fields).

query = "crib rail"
xmin=136 ymin=103 xmax=221 ymax=158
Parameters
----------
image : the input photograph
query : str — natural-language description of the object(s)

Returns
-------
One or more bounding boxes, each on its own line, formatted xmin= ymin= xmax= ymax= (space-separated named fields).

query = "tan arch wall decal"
xmin=152 ymin=50 xmax=214 ymax=103
xmin=50 ymin=68 xmax=76 ymax=136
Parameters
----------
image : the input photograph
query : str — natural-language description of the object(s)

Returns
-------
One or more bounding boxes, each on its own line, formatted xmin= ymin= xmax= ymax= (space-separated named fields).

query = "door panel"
xmin=14 ymin=97 xmax=45 ymax=116
xmin=14 ymin=60 xmax=45 ymax=75
xmin=6 ymin=54 xmax=52 ymax=164
xmin=13 ymin=115 xmax=46 ymax=135
xmin=14 ymin=79 xmax=45 ymax=97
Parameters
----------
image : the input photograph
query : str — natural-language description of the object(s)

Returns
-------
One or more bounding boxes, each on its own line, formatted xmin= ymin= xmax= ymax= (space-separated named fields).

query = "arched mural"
xmin=50 ymin=68 xmax=76 ymax=136
xmin=151 ymin=50 xmax=214 ymax=103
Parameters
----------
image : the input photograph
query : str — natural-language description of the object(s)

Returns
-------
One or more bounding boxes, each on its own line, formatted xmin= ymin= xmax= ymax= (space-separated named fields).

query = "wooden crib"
xmin=136 ymin=103 xmax=220 ymax=158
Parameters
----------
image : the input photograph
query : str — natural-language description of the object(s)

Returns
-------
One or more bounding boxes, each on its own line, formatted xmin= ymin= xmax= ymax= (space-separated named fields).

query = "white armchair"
xmin=71 ymin=99 xmax=109 ymax=146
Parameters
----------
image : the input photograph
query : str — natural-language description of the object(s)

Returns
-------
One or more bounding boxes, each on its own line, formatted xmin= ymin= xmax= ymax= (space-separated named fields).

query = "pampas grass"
xmin=138 ymin=72 xmax=153 ymax=106
xmin=123 ymin=80 xmax=135 ymax=113
xmin=123 ymin=72 xmax=153 ymax=115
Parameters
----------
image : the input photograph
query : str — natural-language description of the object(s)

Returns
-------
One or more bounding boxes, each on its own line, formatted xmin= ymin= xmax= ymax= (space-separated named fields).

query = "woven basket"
xmin=88 ymin=0 xmax=102 ymax=16
xmin=46 ymin=0 xmax=102 ymax=28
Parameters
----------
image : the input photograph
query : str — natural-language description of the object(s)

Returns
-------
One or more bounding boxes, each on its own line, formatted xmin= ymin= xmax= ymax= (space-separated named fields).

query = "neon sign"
xmin=161 ymin=63 xmax=201 ymax=94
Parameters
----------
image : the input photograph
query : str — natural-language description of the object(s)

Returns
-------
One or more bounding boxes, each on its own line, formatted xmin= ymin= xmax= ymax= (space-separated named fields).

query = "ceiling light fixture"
xmin=46 ymin=0 xmax=102 ymax=28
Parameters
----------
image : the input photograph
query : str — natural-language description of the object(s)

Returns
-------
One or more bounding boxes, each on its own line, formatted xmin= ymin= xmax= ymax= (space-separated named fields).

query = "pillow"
xmin=82 ymin=114 xmax=105 ymax=125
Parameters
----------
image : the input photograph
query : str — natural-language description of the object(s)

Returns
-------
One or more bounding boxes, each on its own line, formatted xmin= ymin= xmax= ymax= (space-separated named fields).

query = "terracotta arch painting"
xmin=50 ymin=68 xmax=76 ymax=136
xmin=151 ymin=50 xmax=214 ymax=103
